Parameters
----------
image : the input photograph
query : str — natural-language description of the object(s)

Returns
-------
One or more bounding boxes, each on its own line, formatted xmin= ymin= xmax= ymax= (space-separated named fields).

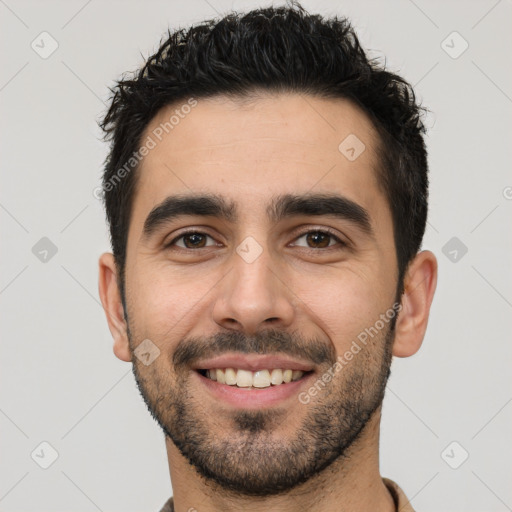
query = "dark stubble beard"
xmin=128 ymin=321 xmax=395 ymax=497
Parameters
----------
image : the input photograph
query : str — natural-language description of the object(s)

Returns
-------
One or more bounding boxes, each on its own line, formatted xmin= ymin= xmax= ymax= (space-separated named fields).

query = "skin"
xmin=99 ymin=93 xmax=437 ymax=512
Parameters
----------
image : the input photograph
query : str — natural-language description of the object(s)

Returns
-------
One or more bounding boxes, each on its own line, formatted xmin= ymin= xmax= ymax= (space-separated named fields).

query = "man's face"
xmin=122 ymin=93 xmax=399 ymax=495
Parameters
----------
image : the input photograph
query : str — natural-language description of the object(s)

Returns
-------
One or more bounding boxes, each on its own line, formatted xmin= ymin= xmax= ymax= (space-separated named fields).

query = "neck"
xmin=164 ymin=407 xmax=395 ymax=512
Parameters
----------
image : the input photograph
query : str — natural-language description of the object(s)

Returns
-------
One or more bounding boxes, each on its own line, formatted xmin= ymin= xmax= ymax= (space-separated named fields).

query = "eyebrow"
xmin=142 ymin=192 xmax=373 ymax=240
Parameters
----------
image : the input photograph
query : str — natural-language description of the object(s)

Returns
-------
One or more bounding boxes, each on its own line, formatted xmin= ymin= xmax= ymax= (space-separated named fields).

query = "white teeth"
xmin=270 ymin=368 xmax=283 ymax=385
xmin=253 ymin=370 xmax=271 ymax=388
xmin=203 ymin=368 xmax=305 ymax=388
xmin=291 ymin=370 xmax=303 ymax=382
xmin=216 ymin=368 xmax=226 ymax=384
xmin=236 ymin=369 xmax=253 ymax=387
xmin=225 ymin=368 xmax=237 ymax=385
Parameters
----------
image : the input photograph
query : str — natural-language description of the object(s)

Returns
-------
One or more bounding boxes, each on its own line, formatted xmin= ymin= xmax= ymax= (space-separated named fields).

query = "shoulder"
xmin=158 ymin=496 xmax=174 ymax=512
xmin=383 ymin=477 xmax=415 ymax=512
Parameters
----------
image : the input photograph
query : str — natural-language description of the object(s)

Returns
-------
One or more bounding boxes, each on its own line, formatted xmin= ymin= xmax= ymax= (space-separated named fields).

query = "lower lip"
xmin=194 ymin=370 xmax=314 ymax=409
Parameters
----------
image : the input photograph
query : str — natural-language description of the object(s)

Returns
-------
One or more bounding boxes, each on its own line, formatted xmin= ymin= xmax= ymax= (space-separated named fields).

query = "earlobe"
xmin=392 ymin=250 xmax=438 ymax=358
xmin=98 ymin=253 xmax=132 ymax=362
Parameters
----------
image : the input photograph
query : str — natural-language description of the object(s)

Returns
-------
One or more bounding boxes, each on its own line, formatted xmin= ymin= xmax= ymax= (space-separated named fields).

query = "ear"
xmin=98 ymin=252 xmax=131 ymax=362
xmin=392 ymin=250 xmax=438 ymax=358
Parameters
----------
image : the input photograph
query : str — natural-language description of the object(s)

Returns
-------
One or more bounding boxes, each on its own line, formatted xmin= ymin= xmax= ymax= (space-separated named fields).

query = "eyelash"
xmin=165 ymin=228 xmax=347 ymax=252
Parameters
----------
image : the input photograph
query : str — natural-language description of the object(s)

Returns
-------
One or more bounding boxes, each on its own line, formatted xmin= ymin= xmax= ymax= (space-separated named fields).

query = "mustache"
xmin=173 ymin=328 xmax=336 ymax=369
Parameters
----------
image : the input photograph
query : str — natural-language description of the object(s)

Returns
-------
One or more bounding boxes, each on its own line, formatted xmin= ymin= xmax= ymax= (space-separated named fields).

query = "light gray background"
xmin=1 ymin=0 xmax=511 ymax=510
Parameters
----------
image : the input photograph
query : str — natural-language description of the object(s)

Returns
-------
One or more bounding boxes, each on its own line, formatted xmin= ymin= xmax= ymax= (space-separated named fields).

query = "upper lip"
xmin=192 ymin=354 xmax=315 ymax=372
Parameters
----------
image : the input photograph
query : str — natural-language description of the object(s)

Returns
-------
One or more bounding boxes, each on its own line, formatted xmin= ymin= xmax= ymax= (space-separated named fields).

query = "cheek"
xmin=126 ymin=263 xmax=218 ymax=341
xmin=292 ymin=271 xmax=387 ymax=348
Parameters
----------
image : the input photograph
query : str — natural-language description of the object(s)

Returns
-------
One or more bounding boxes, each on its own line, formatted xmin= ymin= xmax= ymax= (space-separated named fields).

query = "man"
xmin=98 ymin=2 xmax=437 ymax=511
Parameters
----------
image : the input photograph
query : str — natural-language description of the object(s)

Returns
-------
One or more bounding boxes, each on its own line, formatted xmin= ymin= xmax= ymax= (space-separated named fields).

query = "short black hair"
xmin=100 ymin=1 xmax=429 ymax=301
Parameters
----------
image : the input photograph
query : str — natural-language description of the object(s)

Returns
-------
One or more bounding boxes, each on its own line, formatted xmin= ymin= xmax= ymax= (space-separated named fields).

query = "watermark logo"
xmin=441 ymin=441 xmax=469 ymax=469
xmin=32 ymin=237 xmax=58 ymax=263
xmin=134 ymin=339 xmax=161 ymax=366
xmin=31 ymin=441 xmax=59 ymax=469
xmin=31 ymin=31 xmax=59 ymax=59
xmin=441 ymin=31 xmax=469 ymax=60
xmin=236 ymin=236 xmax=263 ymax=264
xmin=442 ymin=236 xmax=468 ymax=263
xmin=338 ymin=134 xmax=366 ymax=161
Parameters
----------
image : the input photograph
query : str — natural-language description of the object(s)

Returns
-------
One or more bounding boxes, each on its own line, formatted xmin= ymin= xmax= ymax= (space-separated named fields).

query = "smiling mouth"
xmin=196 ymin=368 xmax=313 ymax=389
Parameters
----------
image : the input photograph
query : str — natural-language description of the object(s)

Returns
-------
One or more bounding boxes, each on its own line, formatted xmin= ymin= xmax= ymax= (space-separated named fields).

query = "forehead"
xmin=129 ymin=93 xmax=388 ymax=236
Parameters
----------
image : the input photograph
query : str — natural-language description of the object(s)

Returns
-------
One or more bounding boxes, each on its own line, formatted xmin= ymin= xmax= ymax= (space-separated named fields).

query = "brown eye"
xmin=293 ymin=230 xmax=343 ymax=249
xmin=182 ymin=233 xmax=207 ymax=248
xmin=167 ymin=231 xmax=216 ymax=249
xmin=305 ymin=232 xmax=331 ymax=248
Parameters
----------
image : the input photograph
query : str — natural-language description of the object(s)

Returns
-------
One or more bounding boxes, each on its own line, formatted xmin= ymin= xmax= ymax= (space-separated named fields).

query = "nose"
xmin=212 ymin=246 xmax=295 ymax=335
